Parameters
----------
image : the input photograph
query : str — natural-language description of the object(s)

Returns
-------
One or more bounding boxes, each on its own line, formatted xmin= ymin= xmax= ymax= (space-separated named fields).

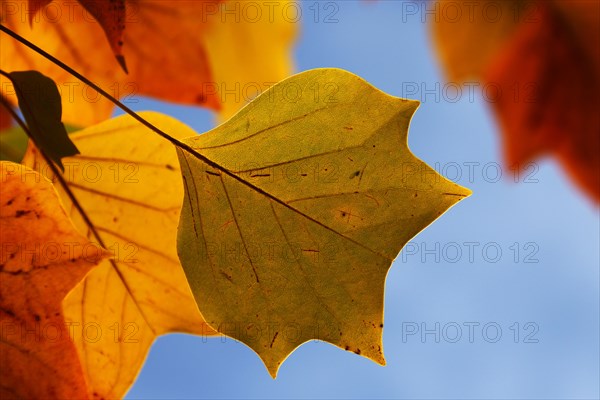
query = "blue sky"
xmin=124 ymin=1 xmax=599 ymax=398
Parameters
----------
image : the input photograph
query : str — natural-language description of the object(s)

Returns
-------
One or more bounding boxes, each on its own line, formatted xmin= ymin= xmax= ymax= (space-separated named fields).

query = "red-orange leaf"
xmin=78 ymin=0 xmax=127 ymax=72
xmin=2 ymin=0 xmax=297 ymax=126
xmin=0 ymin=106 xmax=10 ymax=131
xmin=0 ymin=161 xmax=107 ymax=399
xmin=28 ymin=0 xmax=127 ymax=71
xmin=431 ymin=0 xmax=600 ymax=201
xmin=484 ymin=2 xmax=599 ymax=201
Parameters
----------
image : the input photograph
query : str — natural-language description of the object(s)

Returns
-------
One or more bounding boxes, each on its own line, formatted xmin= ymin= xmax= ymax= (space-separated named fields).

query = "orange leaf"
xmin=28 ymin=0 xmax=127 ymax=71
xmin=1 ymin=0 xmax=221 ymax=125
xmin=27 ymin=0 xmax=51 ymax=24
xmin=0 ymin=161 xmax=107 ymax=399
xmin=1 ymin=0 xmax=297 ymax=126
xmin=431 ymin=0 xmax=600 ymax=201
xmin=78 ymin=0 xmax=127 ymax=72
xmin=485 ymin=1 xmax=600 ymax=201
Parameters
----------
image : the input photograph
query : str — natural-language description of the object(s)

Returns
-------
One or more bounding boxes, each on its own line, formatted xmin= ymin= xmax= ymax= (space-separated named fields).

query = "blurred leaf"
xmin=0 ymin=161 xmax=107 ymax=399
xmin=0 ymin=125 xmax=29 ymax=162
xmin=22 ymin=112 xmax=218 ymax=399
xmin=0 ymin=123 xmax=82 ymax=163
xmin=204 ymin=0 xmax=297 ymax=121
xmin=27 ymin=0 xmax=127 ymax=71
xmin=0 ymin=103 xmax=9 ymax=130
xmin=176 ymin=69 xmax=471 ymax=377
xmin=431 ymin=0 xmax=600 ymax=201
xmin=1 ymin=0 xmax=297 ymax=126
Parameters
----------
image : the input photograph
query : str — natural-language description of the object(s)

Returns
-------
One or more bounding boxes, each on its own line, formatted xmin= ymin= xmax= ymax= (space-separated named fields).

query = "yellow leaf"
xmin=22 ymin=113 xmax=218 ymax=399
xmin=0 ymin=161 xmax=106 ymax=399
xmin=204 ymin=0 xmax=297 ymax=121
xmin=176 ymin=68 xmax=471 ymax=377
xmin=0 ymin=0 xmax=297 ymax=126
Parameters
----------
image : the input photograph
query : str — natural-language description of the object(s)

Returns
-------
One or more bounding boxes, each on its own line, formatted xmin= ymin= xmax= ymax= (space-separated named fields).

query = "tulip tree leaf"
xmin=0 ymin=161 xmax=107 ymax=399
xmin=22 ymin=112 xmax=219 ymax=399
xmin=176 ymin=68 xmax=472 ymax=377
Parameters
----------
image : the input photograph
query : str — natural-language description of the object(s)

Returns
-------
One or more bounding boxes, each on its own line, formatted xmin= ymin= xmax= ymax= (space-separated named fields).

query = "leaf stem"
xmin=0 ymin=95 xmax=159 ymax=331
xmin=0 ymin=24 xmax=216 ymax=154
xmin=1 ymin=24 xmax=248 ymax=172
xmin=0 ymin=25 xmax=251 ymax=179
xmin=0 ymin=23 xmax=338 ymax=226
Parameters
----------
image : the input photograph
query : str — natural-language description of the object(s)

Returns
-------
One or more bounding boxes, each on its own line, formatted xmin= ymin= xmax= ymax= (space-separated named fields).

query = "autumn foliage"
xmin=0 ymin=0 xmax=598 ymax=398
xmin=431 ymin=0 xmax=600 ymax=201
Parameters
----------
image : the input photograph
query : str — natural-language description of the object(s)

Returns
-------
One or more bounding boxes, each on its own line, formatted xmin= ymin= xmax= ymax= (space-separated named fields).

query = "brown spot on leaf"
xmin=220 ymin=271 xmax=233 ymax=282
xmin=349 ymin=170 xmax=361 ymax=179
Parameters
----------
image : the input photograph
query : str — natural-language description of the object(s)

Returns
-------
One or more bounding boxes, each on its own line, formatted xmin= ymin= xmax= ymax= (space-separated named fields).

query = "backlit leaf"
xmin=176 ymin=68 xmax=471 ymax=376
xmin=1 ymin=0 xmax=297 ymax=126
xmin=0 ymin=161 xmax=106 ymax=399
xmin=29 ymin=0 xmax=140 ymax=71
xmin=431 ymin=0 xmax=600 ymax=201
xmin=22 ymin=112 xmax=218 ymax=399
xmin=203 ymin=0 xmax=297 ymax=121
xmin=0 ymin=125 xmax=29 ymax=162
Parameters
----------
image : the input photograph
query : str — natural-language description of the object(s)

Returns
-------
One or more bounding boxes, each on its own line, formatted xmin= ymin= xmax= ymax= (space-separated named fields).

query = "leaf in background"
xmin=176 ymin=68 xmax=471 ymax=376
xmin=29 ymin=0 xmax=126 ymax=71
xmin=0 ymin=124 xmax=29 ymax=162
xmin=0 ymin=0 xmax=297 ymax=126
xmin=0 ymin=161 xmax=107 ymax=399
xmin=4 ymin=70 xmax=79 ymax=170
xmin=204 ymin=0 xmax=297 ymax=121
xmin=27 ymin=0 xmax=51 ymax=21
xmin=22 ymin=112 xmax=218 ymax=399
xmin=79 ymin=0 xmax=127 ymax=71
xmin=0 ymin=123 xmax=81 ymax=163
xmin=0 ymin=103 xmax=10 ymax=130
xmin=431 ymin=0 xmax=600 ymax=201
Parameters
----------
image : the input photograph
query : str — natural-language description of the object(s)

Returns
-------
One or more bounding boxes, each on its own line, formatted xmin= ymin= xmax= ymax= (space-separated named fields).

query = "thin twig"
xmin=0 ymin=95 xmax=108 ymax=248
xmin=0 ymin=23 xmax=259 ymax=180
xmin=0 ymin=23 xmax=201 ymax=154
xmin=0 ymin=93 xmax=157 ymax=329
xmin=0 ymin=23 xmax=380 ymax=249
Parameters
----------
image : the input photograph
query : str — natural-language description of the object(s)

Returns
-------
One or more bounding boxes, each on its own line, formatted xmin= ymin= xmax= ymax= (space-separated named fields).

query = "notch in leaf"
xmin=0 ymin=70 xmax=79 ymax=170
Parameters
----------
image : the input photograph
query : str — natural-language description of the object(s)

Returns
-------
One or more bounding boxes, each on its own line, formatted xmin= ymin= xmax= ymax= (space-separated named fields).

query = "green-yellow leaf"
xmin=176 ymin=68 xmax=471 ymax=377
xmin=0 ymin=124 xmax=29 ymax=162
xmin=0 ymin=123 xmax=82 ymax=163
